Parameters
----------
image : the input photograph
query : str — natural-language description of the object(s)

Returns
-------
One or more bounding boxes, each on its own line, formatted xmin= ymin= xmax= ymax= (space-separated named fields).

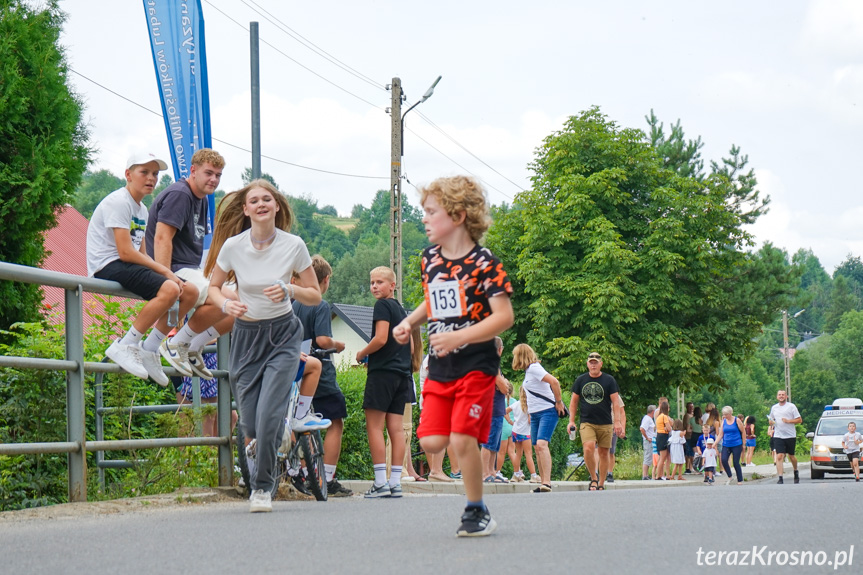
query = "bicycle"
xmin=236 ymin=345 xmax=336 ymax=502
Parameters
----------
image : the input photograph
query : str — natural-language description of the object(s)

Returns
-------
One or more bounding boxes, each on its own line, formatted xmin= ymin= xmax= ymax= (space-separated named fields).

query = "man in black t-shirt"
xmin=569 ymin=352 xmax=624 ymax=490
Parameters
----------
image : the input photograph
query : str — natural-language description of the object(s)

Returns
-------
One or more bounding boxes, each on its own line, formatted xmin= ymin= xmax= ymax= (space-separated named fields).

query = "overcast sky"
xmin=60 ymin=0 xmax=861 ymax=272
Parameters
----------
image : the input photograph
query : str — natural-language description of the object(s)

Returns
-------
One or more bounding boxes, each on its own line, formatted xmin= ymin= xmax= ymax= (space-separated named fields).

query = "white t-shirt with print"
xmin=640 ymin=414 xmax=656 ymax=439
xmin=215 ymin=229 xmax=312 ymax=320
xmin=522 ymin=362 xmax=555 ymax=414
xmin=702 ymin=447 xmax=718 ymax=468
xmin=87 ymin=187 xmax=149 ymax=276
xmin=843 ymin=431 xmax=862 ymax=454
xmin=768 ymin=402 xmax=801 ymax=439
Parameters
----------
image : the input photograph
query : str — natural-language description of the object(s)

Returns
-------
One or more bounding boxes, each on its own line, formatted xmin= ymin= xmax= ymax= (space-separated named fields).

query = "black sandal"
xmin=588 ymin=479 xmax=598 ymax=491
xmin=597 ymin=485 xmax=605 ymax=490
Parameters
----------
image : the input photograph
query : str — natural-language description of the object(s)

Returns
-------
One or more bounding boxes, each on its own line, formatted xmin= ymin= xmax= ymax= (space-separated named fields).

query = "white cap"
xmin=126 ymin=153 xmax=168 ymax=171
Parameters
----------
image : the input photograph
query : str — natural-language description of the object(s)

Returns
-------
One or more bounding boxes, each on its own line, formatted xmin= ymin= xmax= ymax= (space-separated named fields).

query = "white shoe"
xmin=249 ymin=489 xmax=272 ymax=513
xmin=187 ymin=348 xmax=214 ymax=379
xmin=106 ymin=340 xmax=149 ymax=379
xmin=291 ymin=411 xmax=332 ymax=432
xmin=138 ymin=345 xmax=169 ymax=387
xmin=529 ymin=473 xmax=541 ymax=484
xmin=159 ymin=338 xmax=193 ymax=377
xmin=726 ymin=477 xmax=737 ymax=486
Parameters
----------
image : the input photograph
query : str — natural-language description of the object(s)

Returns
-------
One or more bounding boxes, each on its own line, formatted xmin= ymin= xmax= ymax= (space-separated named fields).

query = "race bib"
xmin=425 ymin=279 xmax=467 ymax=319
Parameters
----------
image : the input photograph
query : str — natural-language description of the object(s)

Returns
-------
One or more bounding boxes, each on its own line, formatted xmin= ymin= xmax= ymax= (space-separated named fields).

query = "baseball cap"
xmin=706 ymin=438 xmax=715 ymax=444
xmin=126 ymin=153 xmax=168 ymax=171
xmin=587 ymin=352 xmax=602 ymax=362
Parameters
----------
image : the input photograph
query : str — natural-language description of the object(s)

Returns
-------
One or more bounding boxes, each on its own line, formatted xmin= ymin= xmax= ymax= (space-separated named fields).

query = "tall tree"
xmin=487 ymin=107 xmax=798 ymax=399
xmin=71 ymin=169 xmax=124 ymax=218
xmin=823 ymin=275 xmax=860 ymax=333
xmin=0 ymin=0 xmax=90 ymax=329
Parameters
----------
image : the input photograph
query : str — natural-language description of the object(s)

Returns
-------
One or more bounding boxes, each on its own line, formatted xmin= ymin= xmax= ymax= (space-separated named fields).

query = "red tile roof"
xmin=41 ymin=205 xmax=140 ymax=334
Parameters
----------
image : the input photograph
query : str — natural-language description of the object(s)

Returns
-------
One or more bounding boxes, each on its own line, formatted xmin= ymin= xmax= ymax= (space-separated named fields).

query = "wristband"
xmin=276 ymin=279 xmax=290 ymax=302
xmin=221 ymin=299 xmax=229 ymax=314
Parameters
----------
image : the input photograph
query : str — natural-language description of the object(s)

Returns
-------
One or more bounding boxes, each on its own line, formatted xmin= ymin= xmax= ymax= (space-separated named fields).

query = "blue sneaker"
xmin=291 ymin=411 xmax=332 ymax=432
xmin=449 ymin=471 xmax=462 ymax=480
xmin=364 ymin=482 xmax=391 ymax=499
xmin=389 ymin=484 xmax=403 ymax=498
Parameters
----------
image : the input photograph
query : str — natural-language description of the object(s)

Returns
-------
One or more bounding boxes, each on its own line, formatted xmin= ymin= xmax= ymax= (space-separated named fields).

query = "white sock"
xmin=170 ymin=323 xmax=198 ymax=346
xmin=373 ymin=464 xmax=387 ymax=486
xmin=141 ymin=327 xmax=167 ymax=353
xmin=189 ymin=326 xmax=220 ymax=352
xmin=325 ymin=464 xmax=337 ymax=483
xmin=389 ymin=466 xmax=402 ymax=487
xmin=295 ymin=395 xmax=313 ymax=419
xmin=119 ymin=327 xmax=144 ymax=346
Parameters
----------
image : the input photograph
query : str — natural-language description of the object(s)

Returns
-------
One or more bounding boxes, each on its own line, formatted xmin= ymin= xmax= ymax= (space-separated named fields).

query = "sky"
xmin=59 ymin=0 xmax=862 ymax=272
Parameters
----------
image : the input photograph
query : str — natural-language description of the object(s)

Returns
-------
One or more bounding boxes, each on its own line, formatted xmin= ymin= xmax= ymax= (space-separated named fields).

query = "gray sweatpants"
xmin=231 ymin=312 xmax=302 ymax=493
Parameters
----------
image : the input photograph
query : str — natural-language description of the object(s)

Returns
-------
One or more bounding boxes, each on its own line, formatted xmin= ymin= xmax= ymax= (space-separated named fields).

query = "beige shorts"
xmin=580 ymin=423 xmax=613 ymax=448
xmin=175 ymin=267 xmax=209 ymax=308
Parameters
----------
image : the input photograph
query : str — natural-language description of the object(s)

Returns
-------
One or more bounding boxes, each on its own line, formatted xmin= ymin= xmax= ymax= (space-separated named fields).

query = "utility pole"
xmin=250 ymin=22 xmax=261 ymax=180
xmin=388 ymin=78 xmax=403 ymax=301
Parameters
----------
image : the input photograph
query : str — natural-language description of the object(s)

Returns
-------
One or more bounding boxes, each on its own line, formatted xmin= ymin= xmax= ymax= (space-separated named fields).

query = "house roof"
xmin=331 ymin=303 xmax=373 ymax=342
xmin=41 ymin=205 xmax=139 ymax=331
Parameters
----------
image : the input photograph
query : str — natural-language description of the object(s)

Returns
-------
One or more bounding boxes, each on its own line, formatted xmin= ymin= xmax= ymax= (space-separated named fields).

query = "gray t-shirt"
xmin=145 ymin=179 xmax=208 ymax=271
xmin=292 ymin=299 xmax=339 ymax=398
xmin=843 ymin=431 xmax=862 ymax=453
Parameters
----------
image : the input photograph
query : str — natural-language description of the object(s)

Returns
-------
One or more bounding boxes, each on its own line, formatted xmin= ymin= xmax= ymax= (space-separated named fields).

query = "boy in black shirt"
xmin=357 ymin=266 xmax=411 ymax=498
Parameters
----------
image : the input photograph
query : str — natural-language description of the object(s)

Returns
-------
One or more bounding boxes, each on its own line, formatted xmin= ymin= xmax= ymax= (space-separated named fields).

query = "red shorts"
xmin=417 ymin=371 xmax=496 ymax=442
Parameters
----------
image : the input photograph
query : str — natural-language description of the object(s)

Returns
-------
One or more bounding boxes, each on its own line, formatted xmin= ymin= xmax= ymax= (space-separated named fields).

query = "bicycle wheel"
xmin=298 ymin=431 xmax=327 ymax=501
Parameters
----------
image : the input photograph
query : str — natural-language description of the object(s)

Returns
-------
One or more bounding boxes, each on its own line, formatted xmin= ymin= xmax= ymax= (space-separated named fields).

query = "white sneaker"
xmin=187 ymin=348 xmax=214 ymax=379
xmin=138 ymin=345 xmax=169 ymax=387
xmin=495 ymin=471 xmax=509 ymax=483
xmin=249 ymin=489 xmax=272 ymax=513
xmin=291 ymin=411 xmax=332 ymax=432
xmin=106 ymin=340 xmax=149 ymax=379
xmin=529 ymin=473 xmax=541 ymax=484
xmin=511 ymin=472 xmax=525 ymax=483
xmin=726 ymin=477 xmax=737 ymax=486
xmin=159 ymin=338 xmax=193 ymax=377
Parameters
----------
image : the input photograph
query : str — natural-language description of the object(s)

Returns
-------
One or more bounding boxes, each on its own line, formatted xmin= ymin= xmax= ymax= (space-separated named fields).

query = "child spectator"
xmin=744 ymin=415 xmax=757 ymax=467
xmin=356 ymin=266 xmax=412 ymax=499
xmin=669 ymin=419 xmax=686 ymax=480
xmin=702 ymin=438 xmax=718 ymax=483
xmin=86 ymin=153 xmax=189 ymax=386
xmin=392 ymin=175 xmax=514 ymax=537
xmin=481 ymin=337 xmax=511 ymax=483
xmin=507 ymin=386 xmax=539 ymax=483
xmin=842 ymin=421 xmax=862 ymax=482
xmin=639 ymin=404 xmax=656 ymax=480
xmin=496 ymin=381 xmax=517 ymax=481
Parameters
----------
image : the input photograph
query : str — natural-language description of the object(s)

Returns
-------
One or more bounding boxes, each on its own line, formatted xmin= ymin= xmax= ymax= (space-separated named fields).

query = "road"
xmin=0 ymin=469 xmax=858 ymax=574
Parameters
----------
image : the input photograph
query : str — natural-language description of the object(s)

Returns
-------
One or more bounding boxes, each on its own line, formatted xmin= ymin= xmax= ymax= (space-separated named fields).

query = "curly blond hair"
xmin=203 ymin=179 xmax=294 ymax=278
xmin=191 ymin=148 xmax=225 ymax=169
xmin=418 ymin=175 xmax=491 ymax=243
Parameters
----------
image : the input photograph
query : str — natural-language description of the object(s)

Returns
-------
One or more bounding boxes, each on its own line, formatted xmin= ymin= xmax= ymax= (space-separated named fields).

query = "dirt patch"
xmin=0 ymin=484 xmax=315 ymax=522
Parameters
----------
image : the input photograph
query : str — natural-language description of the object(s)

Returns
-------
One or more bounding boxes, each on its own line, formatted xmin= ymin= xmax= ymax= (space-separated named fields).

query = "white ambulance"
xmin=807 ymin=398 xmax=863 ymax=479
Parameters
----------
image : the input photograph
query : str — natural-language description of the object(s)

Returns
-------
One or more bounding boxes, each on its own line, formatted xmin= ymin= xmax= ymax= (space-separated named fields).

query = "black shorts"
xmin=847 ymin=452 xmax=860 ymax=462
xmin=655 ymin=433 xmax=669 ymax=452
xmin=314 ymin=389 xmax=348 ymax=421
xmin=773 ymin=437 xmax=796 ymax=455
xmin=95 ymin=260 xmax=166 ymax=300
xmin=363 ymin=370 xmax=411 ymax=414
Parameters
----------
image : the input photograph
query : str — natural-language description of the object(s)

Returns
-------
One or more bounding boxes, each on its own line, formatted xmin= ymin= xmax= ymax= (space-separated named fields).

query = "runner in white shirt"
xmin=767 ymin=389 xmax=802 ymax=484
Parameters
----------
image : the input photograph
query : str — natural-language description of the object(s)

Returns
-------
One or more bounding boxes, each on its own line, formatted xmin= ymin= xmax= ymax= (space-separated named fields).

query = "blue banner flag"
xmin=143 ymin=0 xmax=215 ymax=241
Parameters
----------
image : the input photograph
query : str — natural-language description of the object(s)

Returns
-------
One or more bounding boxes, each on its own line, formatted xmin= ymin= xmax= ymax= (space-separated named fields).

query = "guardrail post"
xmin=217 ymin=334 xmax=232 ymax=486
xmin=65 ymin=285 xmax=87 ymax=501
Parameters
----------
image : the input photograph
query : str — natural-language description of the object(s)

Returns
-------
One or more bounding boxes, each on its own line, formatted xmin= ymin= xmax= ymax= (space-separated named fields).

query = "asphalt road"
xmin=1 ymin=469 xmax=859 ymax=574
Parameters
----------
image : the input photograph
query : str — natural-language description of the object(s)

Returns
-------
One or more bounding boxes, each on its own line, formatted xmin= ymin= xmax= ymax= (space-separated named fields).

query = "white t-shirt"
xmin=522 ymin=362 xmax=555 ymax=414
xmin=509 ymin=399 xmax=531 ymax=436
xmin=702 ymin=447 xmax=718 ymax=468
xmin=640 ymin=414 xmax=656 ymax=439
xmin=768 ymin=402 xmax=801 ymax=439
xmin=843 ymin=431 xmax=862 ymax=454
xmin=215 ymin=229 xmax=312 ymax=320
xmin=86 ymin=187 xmax=149 ymax=276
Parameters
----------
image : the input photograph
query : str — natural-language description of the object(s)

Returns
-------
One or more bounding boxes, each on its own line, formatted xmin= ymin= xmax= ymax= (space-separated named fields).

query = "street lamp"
xmin=388 ymin=75 xmax=442 ymax=301
xmin=783 ymin=308 xmax=805 ymax=401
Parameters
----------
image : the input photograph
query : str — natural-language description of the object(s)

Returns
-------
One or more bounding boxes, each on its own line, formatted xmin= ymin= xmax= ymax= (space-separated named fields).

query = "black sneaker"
xmin=327 ymin=479 xmax=353 ymax=497
xmin=793 ymin=471 xmax=799 ymax=484
xmin=456 ymin=507 xmax=497 ymax=537
xmin=291 ymin=474 xmax=311 ymax=495
xmin=777 ymin=476 xmax=784 ymax=484
xmin=606 ymin=473 xmax=614 ymax=483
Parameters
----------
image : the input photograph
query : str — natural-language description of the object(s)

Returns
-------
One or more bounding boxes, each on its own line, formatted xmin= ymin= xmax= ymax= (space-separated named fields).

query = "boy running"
xmin=393 ymin=175 xmax=514 ymax=537
xmin=87 ymin=153 xmax=193 ymax=386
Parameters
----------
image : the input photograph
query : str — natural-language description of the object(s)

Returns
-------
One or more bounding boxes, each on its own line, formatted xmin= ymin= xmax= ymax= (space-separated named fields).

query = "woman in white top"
xmin=204 ymin=180 xmax=322 ymax=513
xmin=511 ymin=343 xmax=565 ymax=492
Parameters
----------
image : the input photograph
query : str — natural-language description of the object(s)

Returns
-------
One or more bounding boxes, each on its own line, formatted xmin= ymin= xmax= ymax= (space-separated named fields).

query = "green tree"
xmin=328 ymin=238 xmax=390 ymax=306
xmin=0 ymin=0 xmax=90 ymax=329
xmin=240 ymin=167 xmax=278 ymax=189
xmin=486 ymin=108 xmax=798 ymax=400
xmin=71 ymin=170 xmax=124 ymax=218
xmin=828 ymin=310 xmax=863 ymax=399
xmin=142 ymin=173 xmax=173 ymax=209
xmin=823 ymin=275 xmax=860 ymax=333
xmin=833 ymin=254 xmax=863 ymax=298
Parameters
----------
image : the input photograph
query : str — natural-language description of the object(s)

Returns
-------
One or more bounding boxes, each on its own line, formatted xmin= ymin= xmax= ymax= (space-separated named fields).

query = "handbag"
xmin=526 ymin=388 xmax=569 ymax=419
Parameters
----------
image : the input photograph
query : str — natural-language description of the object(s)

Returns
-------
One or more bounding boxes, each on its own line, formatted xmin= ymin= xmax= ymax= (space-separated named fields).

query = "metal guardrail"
xmin=0 ymin=261 xmax=234 ymax=502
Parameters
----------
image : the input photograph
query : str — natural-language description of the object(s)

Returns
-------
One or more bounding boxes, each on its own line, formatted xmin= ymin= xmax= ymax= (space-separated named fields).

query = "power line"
xmin=69 ymin=68 xmax=387 ymax=180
